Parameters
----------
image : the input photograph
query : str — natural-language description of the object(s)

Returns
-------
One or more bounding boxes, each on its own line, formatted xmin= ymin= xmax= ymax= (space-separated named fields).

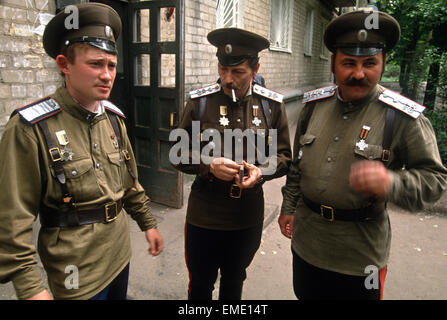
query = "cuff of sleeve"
xmin=12 ymin=267 xmax=46 ymax=300
xmin=385 ymin=170 xmax=399 ymax=202
xmin=136 ymin=212 xmax=158 ymax=232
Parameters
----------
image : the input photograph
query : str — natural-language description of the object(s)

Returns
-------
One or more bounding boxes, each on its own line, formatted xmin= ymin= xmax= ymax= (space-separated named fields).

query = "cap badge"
xmin=358 ymin=29 xmax=368 ymax=42
xmin=105 ymin=25 xmax=114 ymax=40
xmin=225 ymin=44 xmax=232 ymax=55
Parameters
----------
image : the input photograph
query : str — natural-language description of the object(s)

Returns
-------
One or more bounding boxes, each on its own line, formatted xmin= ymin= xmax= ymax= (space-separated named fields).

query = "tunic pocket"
xmin=353 ymin=143 xmax=383 ymax=160
xmin=61 ymin=157 xmax=102 ymax=202
xmin=106 ymin=151 xmax=124 ymax=193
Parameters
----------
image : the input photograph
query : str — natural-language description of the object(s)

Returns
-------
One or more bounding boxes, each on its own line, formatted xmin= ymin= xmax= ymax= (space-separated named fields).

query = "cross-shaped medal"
xmin=356 ymin=139 xmax=369 ymax=151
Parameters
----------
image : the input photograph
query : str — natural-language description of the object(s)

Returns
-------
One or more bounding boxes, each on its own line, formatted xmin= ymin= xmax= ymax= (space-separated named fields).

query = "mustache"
xmin=343 ymin=78 xmax=370 ymax=87
xmin=224 ymin=83 xmax=241 ymax=91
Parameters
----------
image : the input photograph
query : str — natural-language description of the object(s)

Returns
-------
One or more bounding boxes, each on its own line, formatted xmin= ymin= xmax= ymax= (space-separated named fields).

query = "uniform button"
xmin=327 ymin=157 xmax=332 ymax=162
xmin=96 ymin=163 xmax=100 ymax=168
xmin=93 ymin=143 xmax=98 ymax=148
xmin=343 ymin=115 xmax=349 ymax=120
xmin=71 ymin=170 xmax=77 ymax=176
xmin=237 ymin=118 xmax=241 ymax=122
xmin=334 ymin=136 xmax=340 ymax=142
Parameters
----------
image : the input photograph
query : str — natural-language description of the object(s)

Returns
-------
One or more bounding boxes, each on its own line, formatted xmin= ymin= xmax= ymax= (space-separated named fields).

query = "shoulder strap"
xmin=36 ymin=120 xmax=73 ymax=206
xmin=381 ymin=106 xmax=396 ymax=165
xmin=260 ymin=98 xmax=271 ymax=129
xmin=108 ymin=114 xmax=137 ymax=191
xmin=199 ymin=96 xmax=207 ymax=120
xmin=301 ymin=101 xmax=316 ymax=136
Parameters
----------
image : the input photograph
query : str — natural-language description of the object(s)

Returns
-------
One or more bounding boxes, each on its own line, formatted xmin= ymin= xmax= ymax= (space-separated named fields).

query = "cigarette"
xmin=238 ymin=165 xmax=244 ymax=183
xmin=232 ymin=89 xmax=237 ymax=102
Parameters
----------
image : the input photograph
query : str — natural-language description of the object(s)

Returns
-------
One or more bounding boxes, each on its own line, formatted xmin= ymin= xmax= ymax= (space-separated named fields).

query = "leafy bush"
xmin=425 ymin=107 xmax=447 ymax=165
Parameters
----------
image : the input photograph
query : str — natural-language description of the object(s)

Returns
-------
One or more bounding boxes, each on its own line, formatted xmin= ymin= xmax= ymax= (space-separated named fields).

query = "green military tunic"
xmin=175 ymin=83 xmax=291 ymax=230
xmin=0 ymin=86 xmax=157 ymax=299
xmin=281 ymin=84 xmax=447 ymax=276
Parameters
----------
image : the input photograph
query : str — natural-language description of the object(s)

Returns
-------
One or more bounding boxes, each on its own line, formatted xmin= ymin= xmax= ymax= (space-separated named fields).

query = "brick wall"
xmin=0 ymin=0 xmax=61 ymax=137
xmin=184 ymin=0 xmax=333 ymax=96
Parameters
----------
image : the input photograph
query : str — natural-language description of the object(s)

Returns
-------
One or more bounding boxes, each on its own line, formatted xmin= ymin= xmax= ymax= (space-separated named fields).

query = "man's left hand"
xmin=145 ymin=228 xmax=163 ymax=256
xmin=235 ymin=161 xmax=262 ymax=189
xmin=349 ymin=160 xmax=390 ymax=198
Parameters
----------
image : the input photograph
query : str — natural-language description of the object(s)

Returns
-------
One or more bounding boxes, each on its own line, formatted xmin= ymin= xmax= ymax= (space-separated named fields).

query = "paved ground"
xmin=1 ymin=175 xmax=446 ymax=300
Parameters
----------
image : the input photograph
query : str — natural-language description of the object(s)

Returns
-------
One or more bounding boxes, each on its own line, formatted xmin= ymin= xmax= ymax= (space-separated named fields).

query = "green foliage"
xmin=425 ymin=107 xmax=447 ymax=164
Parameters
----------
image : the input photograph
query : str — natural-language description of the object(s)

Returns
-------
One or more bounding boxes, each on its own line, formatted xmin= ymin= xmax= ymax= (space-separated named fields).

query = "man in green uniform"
xmin=279 ymin=9 xmax=447 ymax=300
xmin=0 ymin=3 xmax=163 ymax=300
xmin=173 ymin=28 xmax=291 ymax=299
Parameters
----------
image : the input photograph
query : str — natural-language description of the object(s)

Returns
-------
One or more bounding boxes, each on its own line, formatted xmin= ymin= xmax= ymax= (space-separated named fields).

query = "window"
xmin=216 ymin=0 xmax=245 ymax=28
xmin=320 ymin=19 xmax=330 ymax=60
xmin=269 ymin=0 xmax=293 ymax=52
xmin=303 ymin=8 xmax=314 ymax=56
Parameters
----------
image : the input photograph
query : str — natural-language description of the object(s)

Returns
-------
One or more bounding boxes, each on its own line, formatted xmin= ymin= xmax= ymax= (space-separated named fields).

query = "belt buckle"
xmin=105 ymin=202 xmax=118 ymax=223
xmin=320 ymin=205 xmax=335 ymax=222
xmin=229 ymin=184 xmax=242 ymax=198
xmin=382 ymin=149 xmax=391 ymax=162
xmin=122 ymin=150 xmax=131 ymax=161
xmin=49 ymin=147 xmax=62 ymax=162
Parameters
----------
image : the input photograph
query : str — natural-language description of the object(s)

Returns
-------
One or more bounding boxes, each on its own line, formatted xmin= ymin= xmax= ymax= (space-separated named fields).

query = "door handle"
xmin=170 ymin=112 xmax=177 ymax=128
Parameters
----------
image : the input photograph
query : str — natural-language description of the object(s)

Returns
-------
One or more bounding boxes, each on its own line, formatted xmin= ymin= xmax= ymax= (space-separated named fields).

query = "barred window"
xmin=270 ymin=0 xmax=293 ymax=52
xmin=216 ymin=0 xmax=245 ymax=28
xmin=303 ymin=8 xmax=314 ymax=56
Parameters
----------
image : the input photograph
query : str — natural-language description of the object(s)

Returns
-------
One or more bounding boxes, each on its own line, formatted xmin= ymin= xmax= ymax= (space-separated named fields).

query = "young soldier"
xmin=0 ymin=3 xmax=162 ymax=300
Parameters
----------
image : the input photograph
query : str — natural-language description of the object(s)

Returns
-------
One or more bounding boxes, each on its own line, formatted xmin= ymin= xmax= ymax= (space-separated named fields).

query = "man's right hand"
xmin=278 ymin=214 xmax=294 ymax=239
xmin=209 ymin=157 xmax=239 ymax=181
xmin=27 ymin=289 xmax=52 ymax=300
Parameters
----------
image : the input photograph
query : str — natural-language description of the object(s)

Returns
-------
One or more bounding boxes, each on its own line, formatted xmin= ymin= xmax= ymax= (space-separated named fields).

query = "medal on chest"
xmin=355 ymin=125 xmax=371 ymax=151
xmin=252 ymin=105 xmax=261 ymax=126
xmin=219 ymin=105 xmax=229 ymax=127
xmin=55 ymin=130 xmax=74 ymax=161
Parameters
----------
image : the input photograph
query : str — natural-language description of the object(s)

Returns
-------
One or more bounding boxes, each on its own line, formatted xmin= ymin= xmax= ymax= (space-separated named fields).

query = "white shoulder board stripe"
xmin=302 ymin=85 xmax=337 ymax=104
xmin=18 ymin=97 xmax=61 ymax=124
xmin=103 ymin=100 xmax=126 ymax=118
xmin=379 ymin=90 xmax=425 ymax=119
xmin=253 ymin=84 xmax=283 ymax=103
xmin=190 ymin=83 xmax=221 ymax=99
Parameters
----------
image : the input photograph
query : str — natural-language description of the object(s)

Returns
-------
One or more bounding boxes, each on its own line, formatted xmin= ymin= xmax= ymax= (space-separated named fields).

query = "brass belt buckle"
xmin=49 ymin=147 xmax=62 ymax=162
xmin=320 ymin=205 xmax=335 ymax=222
xmin=382 ymin=149 xmax=391 ymax=162
xmin=105 ymin=202 xmax=118 ymax=223
xmin=122 ymin=150 xmax=131 ymax=161
xmin=229 ymin=184 xmax=242 ymax=198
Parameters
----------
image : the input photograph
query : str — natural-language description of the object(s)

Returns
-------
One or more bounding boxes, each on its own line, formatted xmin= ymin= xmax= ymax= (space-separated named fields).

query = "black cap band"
xmin=65 ymin=37 xmax=117 ymax=54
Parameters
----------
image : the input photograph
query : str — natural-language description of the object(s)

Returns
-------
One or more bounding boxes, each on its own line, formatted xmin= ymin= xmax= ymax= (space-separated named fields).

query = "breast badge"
xmin=55 ymin=130 xmax=74 ymax=161
xmin=219 ymin=105 xmax=229 ymax=127
xmin=355 ymin=125 xmax=371 ymax=151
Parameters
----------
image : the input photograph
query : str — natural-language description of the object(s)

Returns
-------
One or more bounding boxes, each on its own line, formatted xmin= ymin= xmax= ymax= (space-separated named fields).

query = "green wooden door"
xmin=128 ymin=0 xmax=185 ymax=208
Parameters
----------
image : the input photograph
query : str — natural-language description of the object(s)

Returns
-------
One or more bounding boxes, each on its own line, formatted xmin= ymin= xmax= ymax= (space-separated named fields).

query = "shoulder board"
xmin=253 ymin=84 xmax=283 ymax=103
xmin=103 ymin=100 xmax=126 ymax=118
xmin=379 ymin=90 xmax=425 ymax=119
xmin=189 ymin=83 xmax=221 ymax=99
xmin=15 ymin=97 xmax=61 ymax=124
xmin=302 ymin=85 xmax=337 ymax=104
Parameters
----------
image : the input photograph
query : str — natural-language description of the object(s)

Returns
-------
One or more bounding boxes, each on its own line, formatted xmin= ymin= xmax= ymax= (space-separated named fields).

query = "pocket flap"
xmin=354 ymin=143 xmax=383 ymax=160
xmin=299 ymin=133 xmax=316 ymax=145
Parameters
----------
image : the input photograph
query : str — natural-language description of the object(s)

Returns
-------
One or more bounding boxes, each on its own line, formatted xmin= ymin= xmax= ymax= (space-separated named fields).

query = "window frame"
xmin=269 ymin=0 xmax=294 ymax=53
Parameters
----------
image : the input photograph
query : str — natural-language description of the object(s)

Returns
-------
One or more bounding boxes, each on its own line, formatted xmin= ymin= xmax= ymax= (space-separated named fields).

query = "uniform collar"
xmin=52 ymin=86 xmax=107 ymax=123
xmin=336 ymin=84 xmax=380 ymax=112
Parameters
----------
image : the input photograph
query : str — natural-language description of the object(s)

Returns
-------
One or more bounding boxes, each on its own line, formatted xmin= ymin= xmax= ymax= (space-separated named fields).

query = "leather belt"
xmin=39 ymin=199 xmax=123 ymax=228
xmin=302 ymin=196 xmax=384 ymax=222
xmin=196 ymin=177 xmax=262 ymax=199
